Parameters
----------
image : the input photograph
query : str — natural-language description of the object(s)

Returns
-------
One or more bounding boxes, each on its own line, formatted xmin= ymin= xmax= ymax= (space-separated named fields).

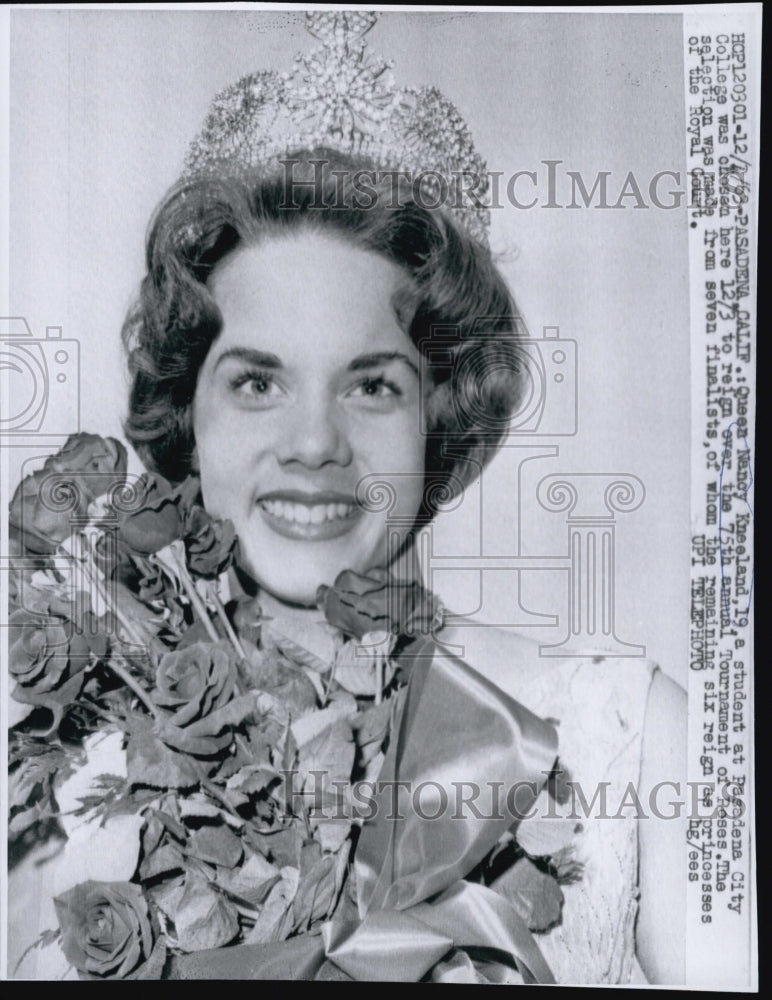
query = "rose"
xmin=317 ymin=568 xmax=445 ymax=640
xmin=54 ymin=881 xmax=164 ymax=980
xmin=118 ymin=475 xmax=194 ymax=555
xmin=45 ymin=433 xmax=128 ymax=503
xmin=8 ymin=468 xmax=86 ymax=555
xmin=152 ymin=641 xmax=238 ymax=755
xmin=9 ymin=434 xmax=127 ymax=555
xmin=118 ymin=475 xmax=236 ymax=575
xmin=153 ymin=641 xmax=237 ymax=725
xmin=8 ymin=606 xmax=106 ymax=710
xmin=183 ymin=504 xmax=236 ymax=578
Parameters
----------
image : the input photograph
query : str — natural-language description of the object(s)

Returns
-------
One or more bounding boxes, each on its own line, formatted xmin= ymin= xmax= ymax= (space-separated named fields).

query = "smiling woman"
xmin=122 ymin=154 xmax=523 ymax=612
xmin=8 ymin=10 xmax=689 ymax=986
xmin=192 ymin=233 xmax=427 ymax=606
xmin=112 ymin=136 xmax=686 ymax=981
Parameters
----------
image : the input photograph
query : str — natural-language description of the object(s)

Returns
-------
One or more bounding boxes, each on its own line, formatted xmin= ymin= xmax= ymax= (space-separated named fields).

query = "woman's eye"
xmin=348 ymin=376 xmax=401 ymax=400
xmin=228 ymin=369 xmax=283 ymax=400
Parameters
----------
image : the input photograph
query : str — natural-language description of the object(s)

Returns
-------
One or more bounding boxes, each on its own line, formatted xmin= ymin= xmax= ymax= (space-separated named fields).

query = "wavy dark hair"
xmin=122 ymin=150 xmax=526 ymax=521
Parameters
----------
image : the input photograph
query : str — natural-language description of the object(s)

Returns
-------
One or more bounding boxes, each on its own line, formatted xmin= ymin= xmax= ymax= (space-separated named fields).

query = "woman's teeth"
xmin=261 ymin=499 xmax=354 ymax=525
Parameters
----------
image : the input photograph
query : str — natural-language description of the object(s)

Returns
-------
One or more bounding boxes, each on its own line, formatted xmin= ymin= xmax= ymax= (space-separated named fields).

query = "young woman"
xmin=120 ymin=149 xmax=686 ymax=984
xmin=9 ymin=12 xmax=686 ymax=984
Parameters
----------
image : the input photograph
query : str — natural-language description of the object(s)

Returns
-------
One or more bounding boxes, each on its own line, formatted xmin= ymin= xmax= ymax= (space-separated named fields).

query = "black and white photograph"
xmin=1 ymin=5 xmax=758 ymax=986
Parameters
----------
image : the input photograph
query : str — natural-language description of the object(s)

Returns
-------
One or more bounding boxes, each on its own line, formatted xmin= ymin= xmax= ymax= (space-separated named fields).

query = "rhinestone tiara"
xmin=183 ymin=11 xmax=491 ymax=246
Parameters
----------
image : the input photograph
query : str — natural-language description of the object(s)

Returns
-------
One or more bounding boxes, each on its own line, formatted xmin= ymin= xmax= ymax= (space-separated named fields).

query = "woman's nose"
xmin=274 ymin=394 xmax=353 ymax=470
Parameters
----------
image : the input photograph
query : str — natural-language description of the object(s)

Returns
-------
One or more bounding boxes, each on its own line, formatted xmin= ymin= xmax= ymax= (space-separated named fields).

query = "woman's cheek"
xmin=197 ymin=425 xmax=252 ymax=522
xmin=358 ymin=418 xmax=425 ymax=521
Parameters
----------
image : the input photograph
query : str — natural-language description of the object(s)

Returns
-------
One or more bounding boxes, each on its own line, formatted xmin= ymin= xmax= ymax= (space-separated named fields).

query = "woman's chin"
xmin=235 ymin=552 xmax=351 ymax=610
xmin=233 ymin=525 xmax=395 ymax=609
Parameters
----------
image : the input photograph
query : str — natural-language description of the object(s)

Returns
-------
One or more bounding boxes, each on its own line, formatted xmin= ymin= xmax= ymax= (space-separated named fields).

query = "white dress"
xmin=504 ymin=655 xmax=657 ymax=985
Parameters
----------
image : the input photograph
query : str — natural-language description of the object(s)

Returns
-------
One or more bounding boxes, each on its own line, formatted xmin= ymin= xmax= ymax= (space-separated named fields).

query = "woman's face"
xmin=192 ymin=230 xmax=428 ymax=606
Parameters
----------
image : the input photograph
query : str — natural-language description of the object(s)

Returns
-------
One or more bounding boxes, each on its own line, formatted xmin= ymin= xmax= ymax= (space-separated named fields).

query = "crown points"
xmin=306 ymin=11 xmax=378 ymax=45
xmin=183 ymin=12 xmax=491 ymax=246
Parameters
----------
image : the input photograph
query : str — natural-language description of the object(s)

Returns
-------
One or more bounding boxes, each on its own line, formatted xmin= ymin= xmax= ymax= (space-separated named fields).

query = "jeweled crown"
xmin=184 ymin=11 xmax=491 ymax=246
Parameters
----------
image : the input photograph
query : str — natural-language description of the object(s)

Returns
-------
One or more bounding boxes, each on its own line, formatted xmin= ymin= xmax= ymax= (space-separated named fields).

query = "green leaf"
xmin=151 ymin=807 xmax=188 ymax=842
xmin=351 ymin=698 xmax=391 ymax=749
xmin=291 ymin=703 xmax=353 ymax=752
xmin=178 ymin=794 xmax=244 ymax=826
xmin=141 ymin=813 xmax=166 ymax=859
xmin=242 ymin=866 xmax=299 ymax=945
xmin=332 ymin=635 xmax=397 ymax=697
xmin=9 ymin=750 xmax=61 ymax=836
xmin=351 ymin=696 xmax=396 ymax=770
xmin=187 ymin=824 xmax=243 ymax=869
xmin=262 ymin=618 xmax=338 ymax=673
xmin=126 ymin=720 xmax=202 ymax=789
xmin=225 ymin=763 xmax=281 ymax=796
xmin=9 ymin=736 xmax=68 ymax=780
xmin=147 ymin=876 xmax=185 ymax=921
xmin=69 ymin=773 xmax=127 ymax=817
xmin=174 ymin=872 xmax=240 ymax=952
xmin=243 ymin=821 xmax=303 ymax=871
xmin=296 ymin=717 xmax=355 ymax=807
xmin=292 ymin=839 xmax=350 ymax=930
xmin=139 ymin=843 xmax=185 ymax=881
xmin=312 ymin=816 xmax=352 ymax=853
xmin=214 ymin=852 xmax=281 ymax=909
xmin=9 ymin=798 xmax=55 ymax=839
xmin=490 ymin=856 xmax=564 ymax=932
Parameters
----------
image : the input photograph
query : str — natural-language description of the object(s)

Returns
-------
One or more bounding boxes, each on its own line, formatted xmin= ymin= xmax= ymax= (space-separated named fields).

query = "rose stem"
xmin=170 ymin=548 xmax=221 ymax=644
xmin=321 ymin=656 xmax=337 ymax=707
xmin=375 ymin=655 xmax=383 ymax=706
xmin=70 ymin=537 xmax=149 ymax=652
xmin=68 ymin=538 xmax=160 ymax=713
xmin=108 ymin=655 xmax=160 ymax=718
xmin=211 ymin=587 xmax=248 ymax=660
xmin=94 ymin=572 xmax=149 ymax=652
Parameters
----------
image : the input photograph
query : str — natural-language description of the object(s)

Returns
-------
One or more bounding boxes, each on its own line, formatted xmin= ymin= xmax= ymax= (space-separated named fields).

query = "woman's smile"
xmin=191 ymin=230 xmax=428 ymax=606
xmin=256 ymin=490 xmax=361 ymax=541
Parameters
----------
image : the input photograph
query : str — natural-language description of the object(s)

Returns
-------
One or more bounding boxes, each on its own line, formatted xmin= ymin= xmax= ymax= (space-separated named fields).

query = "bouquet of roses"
xmin=8 ymin=434 xmax=578 ymax=983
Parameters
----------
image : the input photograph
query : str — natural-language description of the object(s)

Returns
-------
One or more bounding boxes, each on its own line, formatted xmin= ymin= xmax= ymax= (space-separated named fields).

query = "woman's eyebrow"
xmin=348 ymin=351 xmax=419 ymax=377
xmin=213 ymin=347 xmax=282 ymax=370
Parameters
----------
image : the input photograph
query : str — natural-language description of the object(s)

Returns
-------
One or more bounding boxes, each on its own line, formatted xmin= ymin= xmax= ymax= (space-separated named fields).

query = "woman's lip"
xmin=257 ymin=490 xmax=356 ymax=505
xmin=256 ymin=496 xmax=363 ymax=542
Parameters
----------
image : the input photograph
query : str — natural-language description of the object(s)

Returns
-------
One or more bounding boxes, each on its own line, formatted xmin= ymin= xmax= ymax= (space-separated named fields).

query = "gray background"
xmin=9 ymin=9 xmax=690 ymax=683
